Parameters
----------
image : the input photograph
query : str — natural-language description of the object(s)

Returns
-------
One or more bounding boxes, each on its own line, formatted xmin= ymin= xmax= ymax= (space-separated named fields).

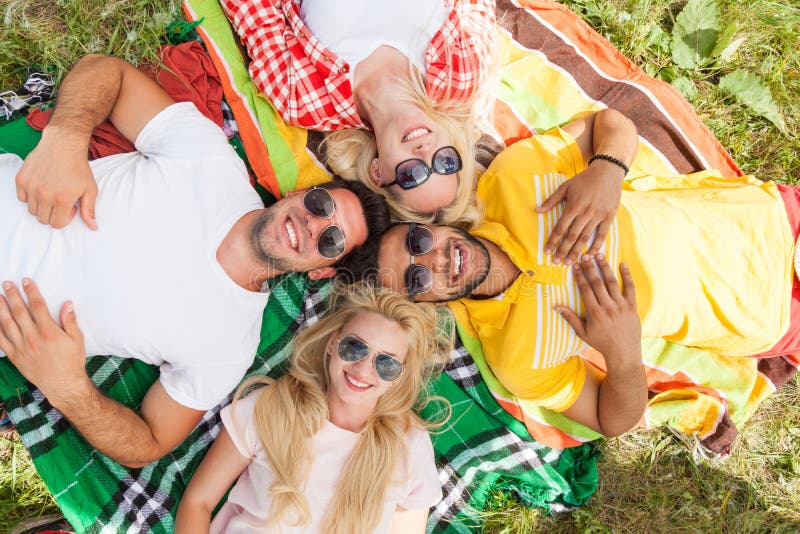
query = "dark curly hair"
xmin=316 ymin=179 xmax=389 ymax=282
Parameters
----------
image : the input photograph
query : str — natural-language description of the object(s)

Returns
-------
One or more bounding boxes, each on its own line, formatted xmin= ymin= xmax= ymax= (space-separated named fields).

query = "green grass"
xmin=0 ymin=0 xmax=178 ymax=89
xmin=0 ymin=435 xmax=58 ymax=532
xmin=1 ymin=0 xmax=799 ymax=532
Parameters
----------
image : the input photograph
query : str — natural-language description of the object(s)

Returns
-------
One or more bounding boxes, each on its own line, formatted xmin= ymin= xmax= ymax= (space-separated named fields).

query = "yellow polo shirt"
xmin=450 ymin=128 xmax=793 ymax=411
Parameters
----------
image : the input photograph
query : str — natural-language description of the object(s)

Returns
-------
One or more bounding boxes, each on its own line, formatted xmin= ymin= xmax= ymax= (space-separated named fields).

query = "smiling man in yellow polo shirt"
xmin=368 ymin=108 xmax=798 ymax=437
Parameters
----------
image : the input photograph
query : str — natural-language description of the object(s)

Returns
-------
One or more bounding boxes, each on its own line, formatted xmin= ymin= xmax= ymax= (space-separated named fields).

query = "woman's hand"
xmin=176 ymin=427 xmax=250 ymax=534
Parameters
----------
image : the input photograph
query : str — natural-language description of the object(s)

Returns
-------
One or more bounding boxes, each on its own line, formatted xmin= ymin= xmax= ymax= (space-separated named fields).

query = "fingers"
xmin=571 ymin=263 xmax=599 ymax=309
xmin=0 ymin=294 xmax=23 ymax=349
xmin=595 ymin=256 xmax=622 ymax=301
xmin=555 ymin=217 xmax=593 ymax=265
xmin=2 ymin=281 xmax=36 ymax=335
xmin=575 ymin=258 xmax=614 ymax=308
xmin=60 ymin=301 xmax=82 ymax=339
xmin=554 ymin=305 xmax=587 ymax=339
xmin=619 ymin=262 xmax=637 ymax=305
xmin=15 ymin=172 xmax=28 ymax=202
xmin=27 ymin=192 xmax=39 ymax=221
xmin=586 ymin=220 xmax=611 ymax=257
xmin=536 ymin=182 xmax=567 ymax=213
xmin=21 ymin=279 xmax=56 ymax=329
xmin=80 ymin=184 xmax=98 ymax=230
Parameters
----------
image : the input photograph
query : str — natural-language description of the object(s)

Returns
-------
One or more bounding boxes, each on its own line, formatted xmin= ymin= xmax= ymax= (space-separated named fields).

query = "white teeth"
xmin=402 ymin=127 xmax=430 ymax=142
xmin=285 ymin=221 xmax=297 ymax=250
xmin=454 ymin=248 xmax=462 ymax=277
xmin=346 ymin=373 xmax=370 ymax=388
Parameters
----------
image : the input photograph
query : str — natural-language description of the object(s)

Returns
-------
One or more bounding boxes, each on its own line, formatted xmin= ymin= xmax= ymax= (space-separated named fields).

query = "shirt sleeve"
xmin=134 ymin=102 xmax=235 ymax=160
xmin=398 ymin=427 xmax=442 ymax=510
xmin=427 ymin=0 xmax=496 ymax=103
xmin=159 ymin=357 xmax=252 ymax=411
xmin=219 ymin=391 xmax=263 ymax=459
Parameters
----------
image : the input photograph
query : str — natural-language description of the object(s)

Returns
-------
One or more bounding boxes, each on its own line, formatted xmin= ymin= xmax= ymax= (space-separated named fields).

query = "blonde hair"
xmin=324 ymin=72 xmax=486 ymax=229
xmin=233 ymin=282 xmax=453 ymax=534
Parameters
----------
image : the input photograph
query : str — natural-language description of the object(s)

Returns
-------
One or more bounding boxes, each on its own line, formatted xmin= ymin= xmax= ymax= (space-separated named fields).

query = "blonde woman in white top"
xmin=176 ymin=283 xmax=452 ymax=533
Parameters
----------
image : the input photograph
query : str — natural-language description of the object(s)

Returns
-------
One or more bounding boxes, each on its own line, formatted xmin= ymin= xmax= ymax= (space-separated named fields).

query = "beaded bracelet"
xmin=588 ymin=153 xmax=629 ymax=176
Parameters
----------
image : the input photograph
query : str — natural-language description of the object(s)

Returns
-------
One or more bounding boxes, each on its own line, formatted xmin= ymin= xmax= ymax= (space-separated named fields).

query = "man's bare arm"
xmin=556 ymin=258 xmax=647 ymax=436
xmin=0 ymin=280 xmax=203 ymax=467
xmin=16 ymin=54 xmax=174 ymax=229
xmin=538 ymin=109 xmax=639 ymax=265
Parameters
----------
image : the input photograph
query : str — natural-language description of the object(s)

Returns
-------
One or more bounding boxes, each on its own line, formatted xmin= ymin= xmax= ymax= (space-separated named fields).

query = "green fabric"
xmin=0 ymin=115 xmax=41 ymax=157
xmin=0 ymin=272 xmax=598 ymax=533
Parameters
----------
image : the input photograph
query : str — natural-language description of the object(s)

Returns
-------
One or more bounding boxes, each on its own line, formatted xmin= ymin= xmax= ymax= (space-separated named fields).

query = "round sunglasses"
xmin=337 ymin=335 xmax=404 ymax=382
xmin=386 ymin=146 xmax=462 ymax=190
xmin=405 ymin=223 xmax=435 ymax=299
xmin=303 ymin=187 xmax=346 ymax=259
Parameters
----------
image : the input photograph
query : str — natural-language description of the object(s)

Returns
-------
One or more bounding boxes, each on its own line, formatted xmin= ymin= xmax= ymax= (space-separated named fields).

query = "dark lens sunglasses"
xmin=386 ymin=146 xmax=462 ymax=190
xmin=405 ymin=223 xmax=435 ymax=299
xmin=337 ymin=335 xmax=404 ymax=382
xmin=302 ymin=187 xmax=346 ymax=259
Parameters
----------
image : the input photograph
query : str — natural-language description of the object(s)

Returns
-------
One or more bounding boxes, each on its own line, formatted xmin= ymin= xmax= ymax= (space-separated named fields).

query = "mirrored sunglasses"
xmin=303 ymin=187 xmax=346 ymax=259
xmin=387 ymin=146 xmax=462 ymax=190
xmin=337 ymin=335 xmax=404 ymax=382
xmin=405 ymin=223 xmax=435 ymax=299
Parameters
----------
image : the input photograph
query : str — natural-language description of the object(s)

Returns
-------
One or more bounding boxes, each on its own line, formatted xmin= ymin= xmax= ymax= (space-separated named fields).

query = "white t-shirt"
xmin=0 ymin=102 xmax=269 ymax=410
xmin=299 ymin=0 xmax=447 ymax=82
xmin=211 ymin=391 xmax=442 ymax=533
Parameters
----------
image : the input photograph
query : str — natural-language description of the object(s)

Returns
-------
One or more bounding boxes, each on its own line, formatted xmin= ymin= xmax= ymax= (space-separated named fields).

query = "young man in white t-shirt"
xmin=0 ymin=54 xmax=390 ymax=467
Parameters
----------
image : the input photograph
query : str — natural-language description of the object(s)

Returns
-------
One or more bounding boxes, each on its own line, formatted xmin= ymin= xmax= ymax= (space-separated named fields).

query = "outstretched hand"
xmin=0 ymin=279 xmax=90 ymax=403
xmin=555 ymin=256 xmax=641 ymax=364
xmin=536 ymin=162 xmax=623 ymax=265
xmin=15 ymin=128 xmax=98 ymax=230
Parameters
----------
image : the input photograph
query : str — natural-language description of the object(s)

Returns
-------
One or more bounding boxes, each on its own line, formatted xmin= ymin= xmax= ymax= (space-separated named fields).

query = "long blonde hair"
xmin=233 ymin=282 xmax=453 ymax=533
xmin=324 ymin=71 xmax=485 ymax=229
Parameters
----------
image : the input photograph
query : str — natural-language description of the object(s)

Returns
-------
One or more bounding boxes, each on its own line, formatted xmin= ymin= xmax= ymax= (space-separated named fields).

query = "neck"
xmin=327 ymin=392 xmax=374 ymax=433
xmin=216 ymin=210 xmax=283 ymax=291
xmin=469 ymin=238 xmax=520 ymax=298
xmin=353 ymin=46 xmax=416 ymax=128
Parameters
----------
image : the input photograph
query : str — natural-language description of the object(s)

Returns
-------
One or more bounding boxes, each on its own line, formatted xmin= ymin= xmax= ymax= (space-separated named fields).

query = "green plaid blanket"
xmin=0 ymin=267 xmax=597 ymax=532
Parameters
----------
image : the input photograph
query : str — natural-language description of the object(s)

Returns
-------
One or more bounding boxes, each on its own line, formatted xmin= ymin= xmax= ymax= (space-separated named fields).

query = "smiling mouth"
xmin=452 ymin=242 xmax=466 ymax=283
xmin=402 ymin=127 xmax=431 ymax=143
xmin=344 ymin=371 xmax=372 ymax=391
xmin=284 ymin=219 xmax=298 ymax=251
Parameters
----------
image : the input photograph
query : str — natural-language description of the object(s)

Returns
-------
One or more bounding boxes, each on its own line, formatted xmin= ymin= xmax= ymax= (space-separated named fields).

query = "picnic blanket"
xmin=182 ymin=0 xmax=799 ymax=454
xmin=2 ymin=1 xmax=796 ymax=533
xmin=0 ymin=20 xmax=598 ymax=534
xmin=0 ymin=275 xmax=597 ymax=533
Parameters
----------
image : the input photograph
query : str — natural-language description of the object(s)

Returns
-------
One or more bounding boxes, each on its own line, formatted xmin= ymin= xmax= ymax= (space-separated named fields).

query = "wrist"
xmin=604 ymin=346 xmax=643 ymax=372
xmin=46 ymin=373 xmax=96 ymax=411
xmin=588 ymin=154 xmax=629 ymax=179
xmin=41 ymin=122 xmax=92 ymax=151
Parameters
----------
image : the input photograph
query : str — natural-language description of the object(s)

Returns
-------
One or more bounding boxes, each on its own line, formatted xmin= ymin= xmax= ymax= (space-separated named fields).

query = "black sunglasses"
xmin=386 ymin=146 xmax=462 ymax=190
xmin=337 ymin=335 xmax=404 ymax=382
xmin=303 ymin=187 xmax=346 ymax=259
xmin=405 ymin=223 xmax=435 ymax=299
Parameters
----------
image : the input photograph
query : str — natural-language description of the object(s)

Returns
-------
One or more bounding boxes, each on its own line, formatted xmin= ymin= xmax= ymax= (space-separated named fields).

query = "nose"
xmin=351 ymin=355 xmax=376 ymax=380
xmin=419 ymin=245 xmax=449 ymax=274
xmin=304 ymin=213 xmax=330 ymax=242
xmin=411 ymin=137 xmax=437 ymax=160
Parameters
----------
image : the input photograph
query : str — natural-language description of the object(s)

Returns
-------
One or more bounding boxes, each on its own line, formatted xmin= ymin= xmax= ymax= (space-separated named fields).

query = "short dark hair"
xmin=318 ymin=179 xmax=389 ymax=282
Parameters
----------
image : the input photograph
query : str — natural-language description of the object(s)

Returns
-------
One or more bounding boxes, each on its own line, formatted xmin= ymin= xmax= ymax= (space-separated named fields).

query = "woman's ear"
xmin=369 ymin=158 xmax=383 ymax=187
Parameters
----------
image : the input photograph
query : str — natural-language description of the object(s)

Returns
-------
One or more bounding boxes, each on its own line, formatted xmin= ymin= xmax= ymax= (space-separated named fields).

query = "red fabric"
xmin=27 ymin=41 xmax=223 ymax=159
xmin=219 ymin=0 xmax=495 ymax=131
xmin=754 ymin=184 xmax=800 ymax=357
